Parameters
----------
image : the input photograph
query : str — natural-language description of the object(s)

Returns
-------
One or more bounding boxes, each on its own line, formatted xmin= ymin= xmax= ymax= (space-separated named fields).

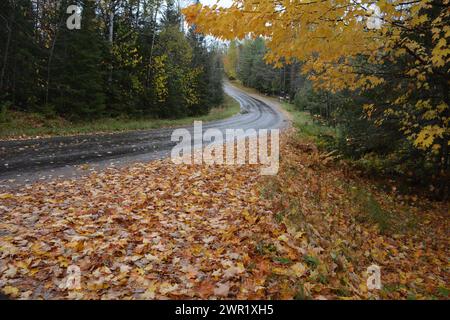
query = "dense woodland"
xmin=1 ymin=0 xmax=448 ymax=197
xmin=0 ymin=0 xmax=447 ymax=302
xmin=224 ymin=33 xmax=449 ymax=198
xmin=190 ymin=0 xmax=449 ymax=198
xmin=0 ymin=0 xmax=224 ymax=120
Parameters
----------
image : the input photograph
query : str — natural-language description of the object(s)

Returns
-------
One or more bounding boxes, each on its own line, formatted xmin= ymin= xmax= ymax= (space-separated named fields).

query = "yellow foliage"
xmin=414 ymin=125 xmax=445 ymax=149
xmin=152 ymin=55 xmax=169 ymax=103
xmin=183 ymin=0 xmax=450 ymax=151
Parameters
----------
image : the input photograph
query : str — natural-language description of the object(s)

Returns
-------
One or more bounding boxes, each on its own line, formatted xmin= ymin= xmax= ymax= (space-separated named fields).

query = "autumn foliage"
xmin=261 ymin=133 xmax=448 ymax=299
xmin=0 ymin=134 xmax=448 ymax=299
xmin=184 ymin=0 xmax=450 ymax=192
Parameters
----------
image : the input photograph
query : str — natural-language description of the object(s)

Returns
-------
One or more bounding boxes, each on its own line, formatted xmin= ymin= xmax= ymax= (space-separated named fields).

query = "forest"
xmin=219 ymin=1 xmax=449 ymax=199
xmin=0 ymin=0 xmax=224 ymax=121
xmin=0 ymin=0 xmax=448 ymax=302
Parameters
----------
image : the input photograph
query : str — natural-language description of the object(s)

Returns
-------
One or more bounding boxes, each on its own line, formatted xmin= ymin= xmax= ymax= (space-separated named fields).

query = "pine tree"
xmin=161 ymin=0 xmax=181 ymax=29
xmin=0 ymin=0 xmax=40 ymax=110
xmin=154 ymin=25 xmax=193 ymax=118
xmin=50 ymin=0 xmax=106 ymax=119
xmin=187 ymin=26 xmax=222 ymax=116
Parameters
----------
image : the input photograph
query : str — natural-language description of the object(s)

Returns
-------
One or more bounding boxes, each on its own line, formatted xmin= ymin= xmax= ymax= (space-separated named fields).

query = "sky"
xmin=202 ymin=0 xmax=233 ymax=6
xmin=179 ymin=0 xmax=235 ymax=45
xmin=181 ymin=0 xmax=234 ymax=8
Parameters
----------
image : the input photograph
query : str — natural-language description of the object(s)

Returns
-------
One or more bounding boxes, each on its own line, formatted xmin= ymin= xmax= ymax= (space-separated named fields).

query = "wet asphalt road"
xmin=0 ymin=83 xmax=288 ymax=189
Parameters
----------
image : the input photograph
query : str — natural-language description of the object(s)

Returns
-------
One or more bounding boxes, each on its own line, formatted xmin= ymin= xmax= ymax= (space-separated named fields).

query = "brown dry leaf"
xmin=291 ymin=262 xmax=307 ymax=278
xmin=3 ymin=286 xmax=19 ymax=298
xmin=140 ymin=283 xmax=157 ymax=300
xmin=0 ymin=132 xmax=447 ymax=300
xmin=214 ymin=283 xmax=230 ymax=297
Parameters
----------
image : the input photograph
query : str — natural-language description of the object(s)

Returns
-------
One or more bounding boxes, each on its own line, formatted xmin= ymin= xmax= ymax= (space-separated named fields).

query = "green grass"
xmin=352 ymin=188 xmax=393 ymax=234
xmin=281 ymin=102 xmax=337 ymax=141
xmin=230 ymin=80 xmax=338 ymax=143
xmin=0 ymin=94 xmax=240 ymax=140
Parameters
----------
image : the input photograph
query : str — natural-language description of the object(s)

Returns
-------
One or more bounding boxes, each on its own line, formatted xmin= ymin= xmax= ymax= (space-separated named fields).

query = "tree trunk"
xmin=146 ymin=1 xmax=161 ymax=86
xmin=136 ymin=0 xmax=141 ymax=27
xmin=108 ymin=9 xmax=114 ymax=84
xmin=45 ymin=12 xmax=63 ymax=106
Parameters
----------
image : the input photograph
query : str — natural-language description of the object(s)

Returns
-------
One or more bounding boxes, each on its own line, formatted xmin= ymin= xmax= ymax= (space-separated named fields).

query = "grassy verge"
xmin=229 ymin=79 xmax=337 ymax=143
xmin=257 ymin=98 xmax=448 ymax=299
xmin=260 ymin=131 xmax=449 ymax=299
xmin=280 ymin=102 xmax=337 ymax=142
xmin=0 ymin=94 xmax=240 ymax=140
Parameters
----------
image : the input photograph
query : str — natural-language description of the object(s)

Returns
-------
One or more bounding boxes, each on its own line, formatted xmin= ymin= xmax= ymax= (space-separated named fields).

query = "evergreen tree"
xmin=50 ymin=0 xmax=106 ymax=119
xmin=107 ymin=12 xmax=143 ymax=117
xmin=238 ymin=38 xmax=282 ymax=95
xmin=154 ymin=25 xmax=193 ymax=118
xmin=161 ymin=0 xmax=181 ymax=29
xmin=0 ymin=0 xmax=40 ymax=110
xmin=0 ymin=0 xmax=226 ymax=121
xmin=187 ymin=26 xmax=223 ymax=116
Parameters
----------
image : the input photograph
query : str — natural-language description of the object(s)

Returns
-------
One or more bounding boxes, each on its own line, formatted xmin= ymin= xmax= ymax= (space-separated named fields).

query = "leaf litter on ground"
xmin=0 ymin=132 xmax=448 ymax=300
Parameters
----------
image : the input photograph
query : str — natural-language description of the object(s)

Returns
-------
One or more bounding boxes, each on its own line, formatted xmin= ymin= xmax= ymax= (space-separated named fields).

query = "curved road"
xmin=0 ymin=83 xmax=288 ymax=188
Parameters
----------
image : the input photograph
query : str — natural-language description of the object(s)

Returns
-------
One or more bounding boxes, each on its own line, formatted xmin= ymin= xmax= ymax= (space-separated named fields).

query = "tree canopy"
xmin=184 ymin=0 xmax=449 ymax=191
xmin=0 ymin=0 xmax=224 ymax=120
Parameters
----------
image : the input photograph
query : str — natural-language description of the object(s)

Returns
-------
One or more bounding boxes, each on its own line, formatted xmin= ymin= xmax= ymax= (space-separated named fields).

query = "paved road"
xmin=0 ymin=83 xmax=288 ymax=189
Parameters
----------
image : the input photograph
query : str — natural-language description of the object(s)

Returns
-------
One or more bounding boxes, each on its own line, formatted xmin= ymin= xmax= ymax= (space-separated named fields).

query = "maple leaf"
xmin=214 ymin=283 xmax=230 ymax=297
xmin=184 ymin=0 xmax=450 ymax=155
xmin=159 ymin=282 xmax=178 ymax=296
xmin=223 ymin=263 xmax=245 ymax=279
xmin=3 ymin=286 xmax=19 ymax=298
xmin=291 ymin=263 xmax=307 ymax=278
xmin=140 ymin=283 xmax=157 ymax=300
xmin=0 ymin=133 xmax=446 ymax=301
xmin=3 ymin=265 xmax=17 ymax=278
